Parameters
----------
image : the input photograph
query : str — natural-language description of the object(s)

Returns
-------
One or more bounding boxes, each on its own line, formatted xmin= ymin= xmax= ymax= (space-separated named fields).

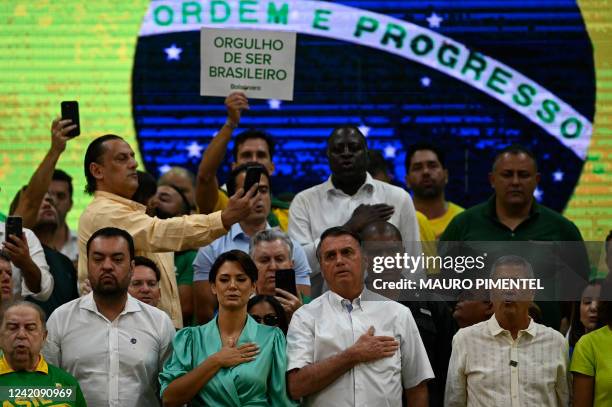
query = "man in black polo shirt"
xmin=440 ymin=145 xmax=589 ymax=329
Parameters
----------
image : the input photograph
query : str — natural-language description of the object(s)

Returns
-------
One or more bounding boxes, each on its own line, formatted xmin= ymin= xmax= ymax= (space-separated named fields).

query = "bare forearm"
xmin=162 ymin=356 xmax=221 ymax=407
xmin=288 ymin=349 xmax=357 ymax=399
xmin=196 ymin=124 xmax=234 ymax=213
xmin=19 ymin=259 xmax=42 ymax=294
xmin=297 ymin=284 xmax=311 ymax=298
xmin=405 ymin=382 xmax=429 ymax=407
xmin=15 ymin=149 xmax=61 ymax=228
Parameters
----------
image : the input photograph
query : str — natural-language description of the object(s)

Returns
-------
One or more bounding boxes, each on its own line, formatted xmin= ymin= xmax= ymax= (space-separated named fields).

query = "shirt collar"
xmin=323 ymin=173 xmax=376 ymax=195
xmin=487 ymin=314 xmax=537 ymax=338
xmin=79 ymin=292 xmax=142 ymax=317
xmin=328 ymin=289 xmax=364 ymax=313
xmin=230 ymin=222 xmax=272 ymax=241
xmin=485 ymin=194 xmax=541 ymax=220
xmin=0 ymin=354 xmax=48 ymax=375
xmin=94 ymin=191 xmax=146 ymax=212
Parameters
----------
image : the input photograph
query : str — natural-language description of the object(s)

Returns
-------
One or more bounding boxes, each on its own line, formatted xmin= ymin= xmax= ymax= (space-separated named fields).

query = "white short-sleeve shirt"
xmin=43 ymin=293 xmax=176 ymax=407
xmin=287 ymin=289 xmax=434 ymax=407
xmin=0 ymin=222 xmax=53 ymax=301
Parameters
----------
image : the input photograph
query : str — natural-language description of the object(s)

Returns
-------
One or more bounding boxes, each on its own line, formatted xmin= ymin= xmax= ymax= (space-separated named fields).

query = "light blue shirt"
xmin=192 ymin=223 xmax=311 ymax=285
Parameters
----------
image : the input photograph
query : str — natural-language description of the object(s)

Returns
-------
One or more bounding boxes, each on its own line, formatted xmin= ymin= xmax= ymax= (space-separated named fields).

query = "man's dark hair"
xmin=133 ymin=256 xmax=161 ymax=282
xmin=132 ymin=171 xmax=157 ymax=206
xmin=8 ymin=186 xmax=27 ymax=216
xmin=52 ymin=169 xmax=74 ymax=198
xmin=226 ymin=162 xmax=271 ymax=197
xmin=599 ymin=278 xmax=612 ymax=328
xmin=247 ymin=295 xmax=289 ymax=335
xmin=316 ymin=226 xmax=362 ymax=261
xmin=605 ymin=230 xmax=612 ymax=253
xmin=361 ymin=221 xmax=403 ymax=242
xmin=232 ymin=129 xmax=275 ymax=162
xmin=1 ymin=301 xmax=47 ymax=331
xmin=209 ymin=249 xmax=258 ymax=284
xmin=405 ymin=142 xmax=447 ymax=170
xmin=86 ymin=227 xmax=135 ymax=260
xmin=327 ymin=125 xmax=367 ymax=147
xmin=84 ymin=134 xmax=123 ymax=195
xmin=492 ymin=144 xmax=538 ymax=172
xmin=367 ymin=150 xmax=392 ymax=178
xmin=0 ymin=251 xmax=11 ymax=264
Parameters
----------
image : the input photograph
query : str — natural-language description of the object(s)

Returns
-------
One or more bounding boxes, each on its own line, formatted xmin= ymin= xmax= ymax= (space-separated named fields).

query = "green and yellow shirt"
xmin=0 ymin=355 xmax=87 ymax=406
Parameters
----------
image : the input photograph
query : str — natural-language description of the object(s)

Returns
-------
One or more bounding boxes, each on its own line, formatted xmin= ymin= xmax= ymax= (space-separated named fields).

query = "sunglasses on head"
xmin=251 ymin=314 xmax=279 ymax=326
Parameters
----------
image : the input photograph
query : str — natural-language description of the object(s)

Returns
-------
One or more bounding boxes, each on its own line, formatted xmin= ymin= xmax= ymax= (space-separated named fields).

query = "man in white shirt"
xmin=444 ymin=255 xmax=570 ymax=407
xmin=289 ymin=125 xmax=421 ymax=296
xmin=0 ymin=222 xmax=52 ymax=301
xmin=43 ymin=227 xmax=175 ymax=407
xmin=286 ymin=227 xmax=433 ymax=407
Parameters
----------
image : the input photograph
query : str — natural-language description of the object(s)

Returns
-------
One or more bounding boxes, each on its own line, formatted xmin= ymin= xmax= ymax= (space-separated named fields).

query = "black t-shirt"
xmin=27 ymin=245 xmax=79 ymax=319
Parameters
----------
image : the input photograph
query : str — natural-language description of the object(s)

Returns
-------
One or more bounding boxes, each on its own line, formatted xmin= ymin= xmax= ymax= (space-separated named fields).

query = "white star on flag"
xmin=533 ymin=187 xmax=544 ymax=202
xmin=186 ymin=141 xmax=204 ymax=158
xmin=384 ymin=145 xmax=397 ymax=158
xmin=358 ymin=125 xmax=371 ymax=137
xmin=553 ymin=170 xmax=564 ymax=182
xmin=164 ymin=44 xmax=182 ymax=61
xmin=426 ymin=12 xmax=443 ymax=28
xmin=420 ymin=76 xmax=431 ymax=87
xmin=159 ymin=164 xmax=172 ymax=175
xmin=268 ymin=99 xmax=282 ymax=110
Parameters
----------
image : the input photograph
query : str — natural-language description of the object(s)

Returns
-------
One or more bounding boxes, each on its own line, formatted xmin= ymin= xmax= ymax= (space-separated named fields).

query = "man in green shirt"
xmin=440 ymin=145 xmax=589 ymax=329
xmin=0 ymin=301 xmax=86 ymax=406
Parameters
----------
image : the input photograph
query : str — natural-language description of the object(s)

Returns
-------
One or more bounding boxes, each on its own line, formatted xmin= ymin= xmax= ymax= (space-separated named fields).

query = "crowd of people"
xmin=0 ymin=92 xmax=610 ymax=407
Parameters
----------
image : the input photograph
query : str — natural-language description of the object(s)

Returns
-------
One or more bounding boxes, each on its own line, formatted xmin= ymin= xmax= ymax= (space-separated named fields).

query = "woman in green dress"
xmin=160 ymin=250 xmax=296 ymax=407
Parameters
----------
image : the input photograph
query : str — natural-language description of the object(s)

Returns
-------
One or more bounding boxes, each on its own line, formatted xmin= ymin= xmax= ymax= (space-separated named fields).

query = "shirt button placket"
xmin=109 ymin=321 xmax=120 ymax=407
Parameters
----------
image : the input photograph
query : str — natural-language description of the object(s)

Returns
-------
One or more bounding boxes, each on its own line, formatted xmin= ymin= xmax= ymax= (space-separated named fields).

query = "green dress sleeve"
xmin=267 ymin=328 xmax=299 ymax=407
xmin=159 ymin=327 xmax=194 ymax=397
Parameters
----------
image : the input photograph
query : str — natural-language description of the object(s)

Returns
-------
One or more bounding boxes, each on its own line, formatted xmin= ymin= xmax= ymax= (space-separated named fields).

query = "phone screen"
xmin=61 ymin=101 xmax=80 ymax=137
xmin=275 ymin=268 xmax=297 ymax=296
xmin=5 ymin=216 xmax=23 ymax=243
xmin=243 ymin=166 xmax=263 ymax=194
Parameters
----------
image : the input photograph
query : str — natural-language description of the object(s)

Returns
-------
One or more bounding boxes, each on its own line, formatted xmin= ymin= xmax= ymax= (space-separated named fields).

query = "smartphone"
xmin=275 ymin=268 xmax=297 ymax=296
xmin=5 ymin=216 xmax=23 ymax=244
xmin=61 ymin=101 xmax=80 ymax=138
xmin=243 ymin=166 xmax=263 ymax=194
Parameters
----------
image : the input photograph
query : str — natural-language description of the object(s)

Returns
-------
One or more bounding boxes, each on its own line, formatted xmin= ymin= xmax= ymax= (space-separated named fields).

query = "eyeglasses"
xmin=250 ymin=314 xmax=279 ymax=326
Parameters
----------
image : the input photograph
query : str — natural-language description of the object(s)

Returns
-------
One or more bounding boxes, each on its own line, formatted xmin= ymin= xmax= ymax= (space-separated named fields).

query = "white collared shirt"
xmin=288 ymin=174 xmax=421 ymax=293
xmin=287 ymin=289 xmax=434 ymax=407
xmin=0 ymin=222 xmax=53 ymax=301
xmin=59 ymin=226 xmax=79 ymax=263
xmin=445 ymin=315 xmax=570 ymax=407
xmin=43 ymin=293 xmax=176 ymax=407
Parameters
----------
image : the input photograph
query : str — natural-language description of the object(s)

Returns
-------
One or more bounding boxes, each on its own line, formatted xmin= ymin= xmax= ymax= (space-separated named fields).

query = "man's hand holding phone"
xmin=51 ymin=117 xmax=77 ymax=154
xmin=274 ymin=288 xmax=303 ymax=318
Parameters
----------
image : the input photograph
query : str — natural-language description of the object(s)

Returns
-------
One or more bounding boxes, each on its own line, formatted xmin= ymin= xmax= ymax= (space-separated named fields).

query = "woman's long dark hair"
xmin=247 ymin=295 xmax=289 ymax=335
xmin=569 ymin=279 xmax=605 ymax=347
